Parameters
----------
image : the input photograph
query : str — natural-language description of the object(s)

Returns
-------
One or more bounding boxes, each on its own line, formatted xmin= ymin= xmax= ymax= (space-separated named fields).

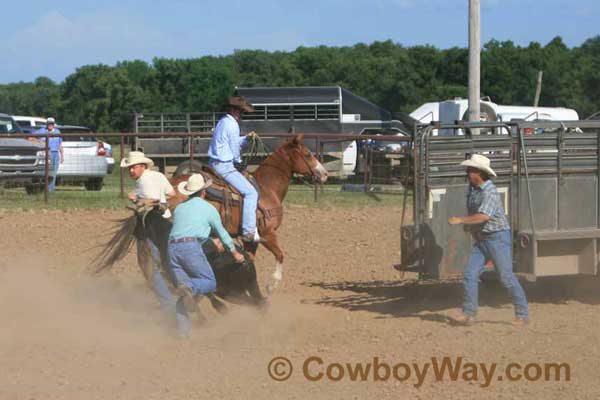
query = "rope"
xmin=242 ymin=134 xmax=273 ymax=169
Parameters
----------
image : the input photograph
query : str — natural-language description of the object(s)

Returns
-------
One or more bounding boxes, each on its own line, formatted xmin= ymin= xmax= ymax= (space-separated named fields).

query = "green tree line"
xmin=1 ymin=36 xmax=599 ymax=132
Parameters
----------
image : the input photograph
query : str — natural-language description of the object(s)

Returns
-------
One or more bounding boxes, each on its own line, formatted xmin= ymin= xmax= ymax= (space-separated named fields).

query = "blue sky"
xmin=2 ymin=0 xmax=598 ymax=84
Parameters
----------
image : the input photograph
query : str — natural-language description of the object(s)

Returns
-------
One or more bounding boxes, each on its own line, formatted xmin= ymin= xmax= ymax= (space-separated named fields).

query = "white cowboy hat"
xmin=120 ymin=151 xmax=154 ymax=168
xmin=178 ymin=173 xmax=213 ymax=196
xmin=46 ymin=117 xmax=56 ymax=124
xmin=460 ymin=154 xmax=497 ymax=177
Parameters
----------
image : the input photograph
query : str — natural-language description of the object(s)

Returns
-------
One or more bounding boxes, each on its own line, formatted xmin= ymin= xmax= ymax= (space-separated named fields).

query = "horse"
xmin=170 ymin=134 xmax=328 ymax=291
xmin=93 ymin=203 xmax=267 ymax=318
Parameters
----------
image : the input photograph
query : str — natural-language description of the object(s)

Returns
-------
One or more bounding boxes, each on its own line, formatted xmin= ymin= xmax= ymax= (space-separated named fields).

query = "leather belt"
xmin=168 ymin=237 xmax=199 ymax=244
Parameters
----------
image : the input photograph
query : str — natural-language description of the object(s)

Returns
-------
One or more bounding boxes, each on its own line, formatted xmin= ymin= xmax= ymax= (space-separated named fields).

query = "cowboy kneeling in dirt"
xmin=447 ymin=154 xmax=529 ymax=327
xmin=169 ymin=174 xmax=245 ymax=338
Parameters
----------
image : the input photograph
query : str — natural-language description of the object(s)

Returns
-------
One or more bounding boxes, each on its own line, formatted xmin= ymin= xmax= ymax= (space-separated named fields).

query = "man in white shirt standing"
xmin=121 ymin=151 xmax=176 ymax=314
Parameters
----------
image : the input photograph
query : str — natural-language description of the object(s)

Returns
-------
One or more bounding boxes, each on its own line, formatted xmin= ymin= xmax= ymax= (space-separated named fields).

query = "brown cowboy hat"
xmin=224 ymin=96 xmax=254 ymax=113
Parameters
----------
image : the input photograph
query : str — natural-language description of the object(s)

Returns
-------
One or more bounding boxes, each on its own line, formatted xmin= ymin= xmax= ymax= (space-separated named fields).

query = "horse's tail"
xmin=92 ymin=214 xmax=141 ymax=274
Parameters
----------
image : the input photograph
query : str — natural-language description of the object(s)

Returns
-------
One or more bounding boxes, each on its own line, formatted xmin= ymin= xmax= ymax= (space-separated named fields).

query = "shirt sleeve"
xmin=226 ymin=119 xmax=242 ymax=163
xmin=477 ymin=188 xmax=497 ymax=217
xmin=208 ymin=205 xmax=236 ymax=252
xmin=161 ymin=174 xmax=174 ymax=197
xmin=240 ymin=135 xmax=249 ymax=148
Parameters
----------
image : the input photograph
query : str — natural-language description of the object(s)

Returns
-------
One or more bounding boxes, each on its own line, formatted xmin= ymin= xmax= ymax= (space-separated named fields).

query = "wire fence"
xmin=0 ymin=131 xmax=412 ymax=210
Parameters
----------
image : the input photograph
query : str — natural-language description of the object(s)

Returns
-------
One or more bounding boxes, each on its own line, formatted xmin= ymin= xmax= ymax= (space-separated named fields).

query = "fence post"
xmin=120 ymin=136 xmax=125 ymax=198
xmin=189 ymin=130 xmax=195 ymax=169
xmin=314 ymin=137 xmax=320 ymax=202
xmin=367 ymin=143 xmax=374 ymax=192
xmin=363 ymin=140 xmax=370 ymax=193
xmin=319 ymin=139 xmax=324 ymax=196
xmin=44 ymin=133 xmax=49 ymax=205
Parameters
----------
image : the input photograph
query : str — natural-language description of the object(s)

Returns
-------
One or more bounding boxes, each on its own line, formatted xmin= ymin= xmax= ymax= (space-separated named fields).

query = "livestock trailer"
xmin=133 ymin=86 xmax=407 ymax=176
xmin=399 ymin=120 xmax=600 ymax=281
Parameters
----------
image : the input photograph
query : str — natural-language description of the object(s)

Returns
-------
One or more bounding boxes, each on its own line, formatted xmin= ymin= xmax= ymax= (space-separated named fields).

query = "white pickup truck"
xmin=12 ymin=116 xmax=115 ymax=191
xmin=56 ymin=125 xmax=114 ymax=191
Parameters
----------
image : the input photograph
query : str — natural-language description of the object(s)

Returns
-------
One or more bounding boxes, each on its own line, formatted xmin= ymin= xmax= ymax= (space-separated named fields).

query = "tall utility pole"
xmin=533 ymin=70 xmax=544 ymax=107
xmin=468 ymin=0 xmax=481 ymax=135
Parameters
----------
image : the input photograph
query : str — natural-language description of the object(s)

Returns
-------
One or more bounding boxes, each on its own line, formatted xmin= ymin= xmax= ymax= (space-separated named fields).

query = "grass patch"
xmin=0 ymin=146 xmax=411 ymax=211
xmin=0 ymin=183 xmax=410 ymax=211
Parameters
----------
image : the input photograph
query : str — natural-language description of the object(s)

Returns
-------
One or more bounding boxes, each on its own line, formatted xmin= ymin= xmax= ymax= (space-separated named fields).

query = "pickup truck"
xmin=53 ymin=125 xmax=111 ymax=191
xmin=0 ymin=113 xmax=52 ymax=194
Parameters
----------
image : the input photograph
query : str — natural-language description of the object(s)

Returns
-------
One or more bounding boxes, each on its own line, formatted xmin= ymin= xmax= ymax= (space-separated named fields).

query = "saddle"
xmin=194 ymin=165 xmax=261 ymax=234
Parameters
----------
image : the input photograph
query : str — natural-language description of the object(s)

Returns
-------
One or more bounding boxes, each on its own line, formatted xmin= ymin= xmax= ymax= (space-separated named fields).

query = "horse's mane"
xmin=92 ymin=213 xmax=141 ymax=274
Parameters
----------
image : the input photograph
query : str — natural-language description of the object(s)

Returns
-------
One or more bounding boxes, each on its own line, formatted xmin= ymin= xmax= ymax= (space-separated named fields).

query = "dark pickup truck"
xmin=0 ymin=113 xmax=53 ymax=194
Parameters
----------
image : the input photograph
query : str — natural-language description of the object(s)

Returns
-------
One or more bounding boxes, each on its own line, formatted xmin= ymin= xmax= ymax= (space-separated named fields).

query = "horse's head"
xmin=277 ymin=134 xmax=328 ymax=183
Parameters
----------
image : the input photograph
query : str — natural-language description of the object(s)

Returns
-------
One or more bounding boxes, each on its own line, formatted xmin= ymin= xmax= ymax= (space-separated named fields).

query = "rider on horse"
xmin=208 ymin=96 xmax=259 ymax=243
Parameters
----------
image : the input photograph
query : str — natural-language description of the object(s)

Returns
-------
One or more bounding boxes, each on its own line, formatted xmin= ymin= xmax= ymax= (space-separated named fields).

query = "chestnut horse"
xmin=170 ymin=134 xmax=328 ymax=291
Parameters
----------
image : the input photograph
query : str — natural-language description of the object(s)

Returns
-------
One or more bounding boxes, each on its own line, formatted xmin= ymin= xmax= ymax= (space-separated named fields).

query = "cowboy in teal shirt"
xmin=168 ymin=174 xmax=244 ymax=338
xmin=169 ymin=197 xmax=237 ymax=252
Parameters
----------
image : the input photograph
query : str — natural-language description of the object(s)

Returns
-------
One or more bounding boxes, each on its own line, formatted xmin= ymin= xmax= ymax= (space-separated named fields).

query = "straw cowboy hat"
xmin=224 ymin=96 xmax=254 ymax=113
xmin=120 ymin=151 xmax=154 ymax=168
xmin=178 ymin=173 xmax=213 ymax=196
xmin=460 ymin=154 xmax=497 ymax=177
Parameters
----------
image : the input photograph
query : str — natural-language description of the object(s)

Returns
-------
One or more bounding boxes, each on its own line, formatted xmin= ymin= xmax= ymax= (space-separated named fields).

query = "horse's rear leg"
xmin=259 ymin=232 xmax=284 ymax=294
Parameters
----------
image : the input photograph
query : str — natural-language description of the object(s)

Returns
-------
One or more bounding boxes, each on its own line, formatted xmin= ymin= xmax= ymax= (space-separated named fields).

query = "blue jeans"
xmin=463 ymin=230 xmax=529 ymax=318
xmin=147 ymin=240 xmax=176 ymax=314
xmin=168 ymin=240 xmax=217 ymax=335
xmin=49 ymin=151 xmax=60 ymax=192
xmin=209 ymin=160 xmax=258 ymax=236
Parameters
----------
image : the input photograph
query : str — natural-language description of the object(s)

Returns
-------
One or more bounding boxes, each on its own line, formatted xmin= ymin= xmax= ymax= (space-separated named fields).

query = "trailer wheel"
xmin=174 ymin=160 xmax=204 ymax=177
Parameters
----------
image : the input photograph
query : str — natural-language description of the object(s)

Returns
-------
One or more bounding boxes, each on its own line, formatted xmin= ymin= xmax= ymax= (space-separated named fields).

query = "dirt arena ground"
xmin=1 ymin=206 xmax=599 ymax=399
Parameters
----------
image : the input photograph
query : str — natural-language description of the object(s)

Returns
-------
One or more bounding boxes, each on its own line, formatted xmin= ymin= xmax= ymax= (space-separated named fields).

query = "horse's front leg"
xmin=259 ymin=232 xmax=284 ymax=294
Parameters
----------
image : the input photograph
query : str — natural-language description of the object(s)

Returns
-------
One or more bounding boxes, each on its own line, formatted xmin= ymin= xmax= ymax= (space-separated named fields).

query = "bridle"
xmin=261 ymin=145 xmax=321 ymax=183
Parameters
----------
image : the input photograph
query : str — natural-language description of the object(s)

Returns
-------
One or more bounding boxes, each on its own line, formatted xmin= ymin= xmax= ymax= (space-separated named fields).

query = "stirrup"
xmin=241 ymin=231 xmax=260 ymax=243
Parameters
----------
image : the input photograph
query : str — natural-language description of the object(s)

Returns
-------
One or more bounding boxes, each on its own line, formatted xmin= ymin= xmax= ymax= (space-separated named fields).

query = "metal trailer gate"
xmin=400 ymin=120 xmax=600 ymax=281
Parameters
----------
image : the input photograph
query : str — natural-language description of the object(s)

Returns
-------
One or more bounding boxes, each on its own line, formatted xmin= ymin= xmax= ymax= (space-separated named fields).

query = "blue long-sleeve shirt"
xmin=34 ymin=127 xmax=62 ymax=152
xmin=208 ymin=114 xmax=249 ymax=163
xmin=169 ymin=197 xmax=236 ymax=252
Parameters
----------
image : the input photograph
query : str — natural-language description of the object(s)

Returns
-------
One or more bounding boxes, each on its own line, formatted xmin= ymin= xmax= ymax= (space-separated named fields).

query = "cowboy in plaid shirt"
xmin=448 ymin=154 xmax=529 ymax=327
xmin=467 ymin=179 xmax=511 ymax=237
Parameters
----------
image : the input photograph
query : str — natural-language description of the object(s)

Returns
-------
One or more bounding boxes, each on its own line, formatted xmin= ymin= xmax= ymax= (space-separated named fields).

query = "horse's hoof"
xmin=266 ymin=284 xmax=274 ymax=295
